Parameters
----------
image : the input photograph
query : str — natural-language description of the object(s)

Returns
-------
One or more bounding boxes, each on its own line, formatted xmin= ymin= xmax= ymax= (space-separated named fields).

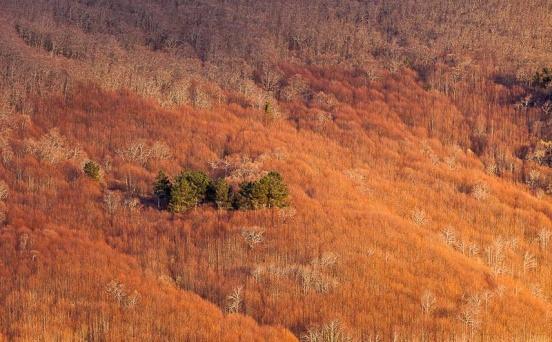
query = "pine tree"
xmin=83 ymin=160 xmax=101 ymax=181
xmin=233 ymin=181 xmax=256 ymax=210
xmin=177 ymin=170 xmax=211 ymax=205
xmin=208 ymin=178 xmax=232 ymax=209
xmin=259 ymin=171 xmax=289 ymax=208
xmin=153 ymin=170 xmax=172 ymax=209
xmin=233 ymin=171 xmax=289 ymax=210
xmin=168 ymin=177 xmax=196 ymax=213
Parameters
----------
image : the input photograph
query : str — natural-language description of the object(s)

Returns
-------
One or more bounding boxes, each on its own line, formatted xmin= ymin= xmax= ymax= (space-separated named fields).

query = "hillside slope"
xmin=1 ymin=73 xmax=551 ymax=339
xmin=1 ymin=1 xmax=552 ymax=341
xmin=0 ymin=226 xmax=296 ymax=341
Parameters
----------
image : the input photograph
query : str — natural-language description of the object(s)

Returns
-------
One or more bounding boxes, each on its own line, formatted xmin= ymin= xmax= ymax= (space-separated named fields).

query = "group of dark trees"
xmin=153 ymin=170 xmax=289 ymax=213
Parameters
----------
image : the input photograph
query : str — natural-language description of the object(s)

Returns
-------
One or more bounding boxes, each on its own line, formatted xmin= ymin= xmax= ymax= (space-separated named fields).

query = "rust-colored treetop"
xmin=1 ymin=1 xmax=552 ymax=341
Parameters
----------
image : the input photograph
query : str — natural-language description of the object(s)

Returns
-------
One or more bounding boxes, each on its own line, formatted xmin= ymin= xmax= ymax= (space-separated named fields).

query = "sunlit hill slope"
xmin=1 ymin=0 xmax=552 ymax=340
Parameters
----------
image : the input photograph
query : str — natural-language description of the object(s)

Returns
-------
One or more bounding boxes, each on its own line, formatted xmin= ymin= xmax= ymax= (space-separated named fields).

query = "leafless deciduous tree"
xmin=117 ymin=140 xmax=171 ymax=167
xmin=523 ymin=252 xmax=537 ymax=273
xmin=0 ymin=181 xmax=8 ymax=201
xmin=480 ymin=290 xmax=494 ymax=312
xmin=105 ymin=280 xmax=140 ymax=309
xmin=471 ymin=182 xmax=489 ymax=200
xmin=103 ymin=191 xmax=121 ymax=215
xmin=530 ymin=283 xmax=545 ymax=300
xmin=441 ymin=226 xmax=456 ymax=246
xmin=485 ymin=240 xmax=506 ymax=275
xmin=537 ymin=228 xmax=552 ymax=251
xmin=26 ymin=129 xmax=84 ymax=164
xmin=256 ymin=63 xmax=283 ymax=93
xmin=421 ymin=290 xmax=437 ymax=316
xmin=411 ymin=208 xmax=428 ymax=226
xmin=209 ymin=158 xmax=232 ymax=176
xmin=251 ymin=253 xmax=340 ymax=294
xmin=279 ymin=207 xmax=297 ymax=224
xmin=241 ymin=227 xmax=265 ymax=249
xmin=301 ymin=320 xmax=353 ymax=342
xmin=458 ymin=300 xmax=481 ymax=337
xmin=527 ymin=170 xmax=541 ymax=190
xmin=226 ymin=286 xmax=243 ymax=314
xmin=444 ymin=155 xmax=457 ymax=170
xmin=123 ymin=197 xmax=141 ymax=214
xmin=18 ymin=233 xmax=29 ymax=252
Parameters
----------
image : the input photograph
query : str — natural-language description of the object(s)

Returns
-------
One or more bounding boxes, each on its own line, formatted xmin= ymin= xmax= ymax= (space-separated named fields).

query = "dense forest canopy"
xmin=1 ymin=0 xmax=552 ymax=341
xmin=2 ymin=0 xmax=552 ymax=106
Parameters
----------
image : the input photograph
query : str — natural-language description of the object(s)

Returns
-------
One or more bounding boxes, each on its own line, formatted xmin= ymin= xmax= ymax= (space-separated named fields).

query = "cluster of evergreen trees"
xmin=153 ymin=170 xmax=289 ymax=213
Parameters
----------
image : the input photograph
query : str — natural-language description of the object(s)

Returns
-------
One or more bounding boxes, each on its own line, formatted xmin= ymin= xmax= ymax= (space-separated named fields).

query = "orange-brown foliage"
xmin=1 ymin=1 xmax=552 ymax=339
xmin=1 ymin=68 xmax=551 ymax=340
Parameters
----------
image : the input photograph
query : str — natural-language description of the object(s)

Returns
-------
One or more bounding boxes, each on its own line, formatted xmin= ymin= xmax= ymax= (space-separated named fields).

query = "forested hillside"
xmin=1 ymin=1 xmax=552 ymax=340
